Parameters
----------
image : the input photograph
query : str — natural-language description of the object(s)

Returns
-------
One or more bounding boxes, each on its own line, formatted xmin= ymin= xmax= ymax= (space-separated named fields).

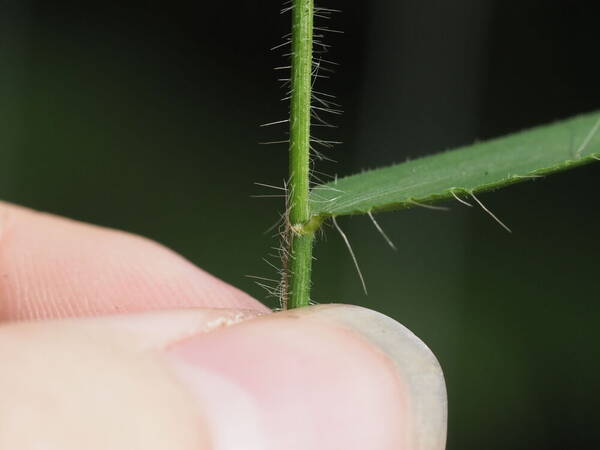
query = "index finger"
xmin=0 ymin=201 xmax=268 ymax=321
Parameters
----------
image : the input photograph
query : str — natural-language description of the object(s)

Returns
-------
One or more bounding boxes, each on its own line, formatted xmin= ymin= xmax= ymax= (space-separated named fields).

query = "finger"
xmin=0 ymin=305 xmax=446 ymax=450
xmin=0 ymin=201 xmax=267 ymax=321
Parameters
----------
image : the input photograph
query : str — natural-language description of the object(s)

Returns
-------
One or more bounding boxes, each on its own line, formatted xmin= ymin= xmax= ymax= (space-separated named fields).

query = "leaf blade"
xmin=310 ymin=111 xmax=600 ymax=217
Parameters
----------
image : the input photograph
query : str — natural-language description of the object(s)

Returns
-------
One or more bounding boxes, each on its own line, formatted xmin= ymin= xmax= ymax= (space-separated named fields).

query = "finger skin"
xmin=0 ymin=201 xmax=268 ymax=321
xmin=0 ymin=317 xmax=212 ymax=450
xmin=168 ymin=308 xmax=410 ymax=450
xmin=0 ymin=306 xmax=447 ymax=450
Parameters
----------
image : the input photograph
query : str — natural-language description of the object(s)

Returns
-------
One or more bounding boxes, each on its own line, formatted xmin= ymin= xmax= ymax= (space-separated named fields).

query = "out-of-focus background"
xmin=1 ymin=1 xmax=599 ymax=448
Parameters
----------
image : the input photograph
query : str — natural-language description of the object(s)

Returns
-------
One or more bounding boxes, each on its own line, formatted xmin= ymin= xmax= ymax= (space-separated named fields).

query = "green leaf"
xmin=310 ymin=111 xmax=600 ymax=217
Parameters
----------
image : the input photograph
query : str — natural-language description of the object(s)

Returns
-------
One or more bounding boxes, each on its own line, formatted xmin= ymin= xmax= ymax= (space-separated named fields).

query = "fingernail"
xmin=301 ymin=304 xmax=448 ymax=450
xmin=165 ymin=304 xmax=447 ymax=450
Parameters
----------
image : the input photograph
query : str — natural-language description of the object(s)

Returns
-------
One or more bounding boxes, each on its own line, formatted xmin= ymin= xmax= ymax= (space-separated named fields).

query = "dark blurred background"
xmin=1 ymin=1 xmax=599 ymax=448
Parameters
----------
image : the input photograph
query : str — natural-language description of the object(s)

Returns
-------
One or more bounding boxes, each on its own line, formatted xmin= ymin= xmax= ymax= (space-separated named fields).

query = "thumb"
xmin=0 ymin=305 xmax=446 ymax=450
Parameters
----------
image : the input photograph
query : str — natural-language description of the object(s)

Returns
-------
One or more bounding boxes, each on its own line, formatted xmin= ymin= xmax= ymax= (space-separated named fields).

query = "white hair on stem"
xmin=470 ymin=192 xmax=512 ymax=233
xmin=450 ymin=190 xmax=473 ymax=207
xmin=409 ymin=200 xmax=451 ymax=211
xmin=367 ymin=211 xmax=397 ymax=251
xmin=512 ymin=174 xmax=543 ymax=179
xmin=332 ymin=217 xmax=368 ymax=295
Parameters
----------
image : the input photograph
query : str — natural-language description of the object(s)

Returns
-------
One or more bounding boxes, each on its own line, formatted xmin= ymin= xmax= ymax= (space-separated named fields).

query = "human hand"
xmin=0 ymin=202 xmax=447 ymax=450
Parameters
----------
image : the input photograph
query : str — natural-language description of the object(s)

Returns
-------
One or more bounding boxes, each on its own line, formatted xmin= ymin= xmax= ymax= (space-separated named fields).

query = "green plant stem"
xmin=287 ymin=232 xmax=313 ymax=309
xmin=287 ymin=0 xmax=314 ymax=309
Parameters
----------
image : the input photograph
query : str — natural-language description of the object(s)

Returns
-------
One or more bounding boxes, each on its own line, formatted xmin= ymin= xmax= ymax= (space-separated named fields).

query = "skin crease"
xmin=0 ymin=202 xmax=444 ymax=450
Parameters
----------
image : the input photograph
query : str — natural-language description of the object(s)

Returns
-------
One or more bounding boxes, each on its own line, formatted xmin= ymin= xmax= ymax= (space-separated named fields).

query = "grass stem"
xmin=286 ymin=0 xmax=315 ymax=309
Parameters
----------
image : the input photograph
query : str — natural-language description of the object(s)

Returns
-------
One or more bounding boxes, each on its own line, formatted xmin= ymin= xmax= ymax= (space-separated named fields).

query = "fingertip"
xmin=0 ymin=305 xmax=445 ymax=450
xmin=166 ymin=305 xmax=447 ymax=450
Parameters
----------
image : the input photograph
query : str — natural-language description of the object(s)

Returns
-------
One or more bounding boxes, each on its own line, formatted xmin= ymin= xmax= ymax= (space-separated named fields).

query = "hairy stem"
xmin=287 ymin=0 xmax=314 ymax=309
